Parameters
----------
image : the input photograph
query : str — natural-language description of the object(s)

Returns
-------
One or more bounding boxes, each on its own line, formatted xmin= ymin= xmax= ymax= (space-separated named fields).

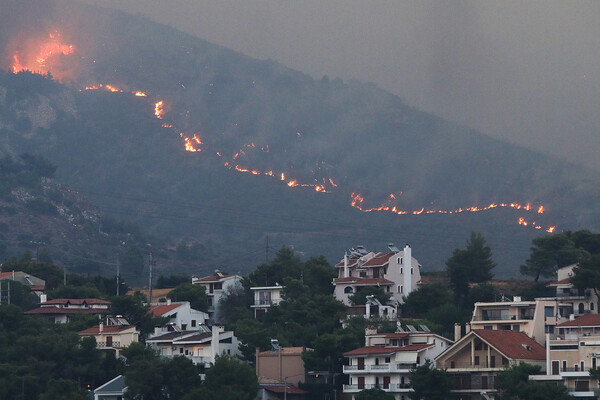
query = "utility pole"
xmin=116 ymin=257 xmax=120 ymax=296
xmin=63 ymin=266 xmax=66 ymax=286
xmin=0 ymin=280 xmax=2 ymax=304
xmin=7 ymin=279 xmax=10 ymax=305
xmin=148 ymin=252 xmax=153 ymax=304
xmin=265 ymin=235 xmax=269 ymax=263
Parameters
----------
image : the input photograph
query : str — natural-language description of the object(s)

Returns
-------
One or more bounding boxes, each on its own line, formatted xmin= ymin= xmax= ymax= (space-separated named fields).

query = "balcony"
xmin=472 ymin=314 xmax=534 ymax=322
xmin=443 ymin=361 xmax=506 ymax=371
xmin=97 ymin=341 xmax=121 ymax=348
xmin=343 ymin=363 xmax=417 ymax=373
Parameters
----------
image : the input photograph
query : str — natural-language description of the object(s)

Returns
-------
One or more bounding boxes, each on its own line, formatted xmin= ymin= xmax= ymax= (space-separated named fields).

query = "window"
xmin=180 ymin=348 xmax=184 ymax=354
xmin=400 ymin=268 xmax=403 ymax=274
xmin=512 ymin=325 xmax=520 ymax=332
xmin=385 ymin=357 xmax=391 ymax=363
xmin=344 ymin=287 xmax=354 ymax=294
xmin=562 ymin=361 xmax=567 ymax=371
xmin=398 ymin=286 xmax=402 ymax=293
xmin=474 ymin=356 xmax=480 ymax=365
xmin=411 ymin=268 xmax=413 ymax=274
xmin=191 ymin=320 xmax=196 ymax=327
xmin=182 ymin=324 xmax=187 ymax=331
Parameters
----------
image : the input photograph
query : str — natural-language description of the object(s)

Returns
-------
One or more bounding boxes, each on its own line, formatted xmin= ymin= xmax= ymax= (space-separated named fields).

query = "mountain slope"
xmin=0 ymin=0 xmax=598 ymax=277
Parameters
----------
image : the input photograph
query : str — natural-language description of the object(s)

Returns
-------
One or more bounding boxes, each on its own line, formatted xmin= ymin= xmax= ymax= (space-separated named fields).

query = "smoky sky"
xmin=80 ymin=0 xmax=600 ymax=169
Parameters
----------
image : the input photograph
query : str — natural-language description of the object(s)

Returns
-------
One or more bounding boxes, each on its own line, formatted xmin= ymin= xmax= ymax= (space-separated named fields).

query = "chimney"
xmin=365 ymin=326 xmax=377 ymax=346
xmin=344 ymin=252 xmax=349 ymax=278
xmin=403 ymin=244 xmax=412 ymax=297
xmin=211 ymin=325 xmax=224 ymax=362
xmin=167 ymin=299 xmax=171 ymax=305
xmin=40 ymin=294 xmax=47 ymax=303
xmin=513 ymin=296 xmax=522 ymax=302
xmin=454 ymin=323 xmax=461 ymax=342
xmin=465 ymin=323 xmax=471 ymax=334
xmin=99 ymin=322 xmax=103 ymax=333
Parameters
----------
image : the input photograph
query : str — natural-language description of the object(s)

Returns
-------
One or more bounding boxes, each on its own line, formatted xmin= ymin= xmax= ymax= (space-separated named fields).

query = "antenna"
xmin=116 ymin=256 xmax=121 ymax=296
xmin=266 ymin=234 xmax=270 ymax=263
xmin=148 ymin=251 xmax=153 ymax=304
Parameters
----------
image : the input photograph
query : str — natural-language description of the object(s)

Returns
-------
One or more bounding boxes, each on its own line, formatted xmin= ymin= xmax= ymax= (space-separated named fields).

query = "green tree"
xmin=571 ymin=254 xmax=600 ymax=297
xmin=110 ymin=292 xmax=167 ymax=339
xmin=348 ymin=286 xmax=392 ymax=306
xmin=355 ymin=387 xmax=395 ymax=400
xmin=39 ymin=379 xmax=89 ymax=400
xmin=247 ymin=247 xmax=302 ymax=287
xmin=496 ymin=363 xmax=573 ymax=400
xmin=520 ymin=232 xmax=588 ymax=282
xmin=402 ymin=283 xmax=453 ymax=317
xmin=408 ymin=360 xmax=452 ymax=400
xmin=198 ymin=356 xmax=259 ymax=400
xmin=446 ymin=232 xmax=496 ymax=306
xmin=167 ymin=283 xmax=209 ymax=312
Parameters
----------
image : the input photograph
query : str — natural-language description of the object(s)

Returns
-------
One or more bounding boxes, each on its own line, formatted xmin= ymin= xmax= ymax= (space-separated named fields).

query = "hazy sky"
xmin=81 ymin=0 xmax=600 ymax=169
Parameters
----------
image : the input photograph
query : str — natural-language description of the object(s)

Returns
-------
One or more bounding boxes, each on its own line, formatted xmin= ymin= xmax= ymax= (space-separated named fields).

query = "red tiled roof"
xmin=472 ymin=329 xmax=545 ymax=360
xmin=78 ymin=325 xmax=136 ymax=335
xmin=149 ymin=303 xmax=181 ymax=317
xmin=263 ymin=385 xmax=309 ymax=394
xmin=30 ymin=285 xmax=46 ymax=291
xmin=558 ymin=314 xmax=600 ymax=327
xmin=368 ymin=332 xmax=410 ymax=339
xmin=194 ymin=274 xmax=233 ymax=282
xmin=362 ymin=253 xmax=394 ymax=267
xmin=335 ymin=257 xmax=360 ymax=268
xmin=547 ymin=279 xmax=571 ymax=287
xmin=333 ymin=277 xmax=393 ymax=286
xmin=344 ymin=344 xmax=432 ymax=356
xmin=24 ymin=306 xmax=107 ymax=315
xmin=258 ymin=347 xmax=309 ymax=356
xmin=42 ymin=298 xmax=110 ymax=305
xmin=0 ymin=272 xmax=15 ymax=279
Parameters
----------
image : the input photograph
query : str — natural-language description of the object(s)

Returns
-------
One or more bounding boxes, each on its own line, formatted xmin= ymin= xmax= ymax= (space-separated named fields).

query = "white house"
xmin=78 ymin=316 xmax=139 ymax=357
xmin=148 ymin=300 xmax=209 ymax=335
xmin=25 ymin=298 xmax=110 ymax=323
xmin=333 ymin=244 xmax=421 ymax=307
xmin=250 ymin=285 xmax=284 ymax=318
xmin=146 ymin=324 xmax=240 ymax=376
xmin=191 ymin=272 xmax=243 ymax=318
xmin=343 ymin=327 xmax=452 ymax=400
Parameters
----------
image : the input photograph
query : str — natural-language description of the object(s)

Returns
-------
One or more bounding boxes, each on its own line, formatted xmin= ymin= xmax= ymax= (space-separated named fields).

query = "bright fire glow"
xmin=11 ymin=31 xmax=75 ymax=79
xmin=154 ymin=101 xmax=164 ymax=119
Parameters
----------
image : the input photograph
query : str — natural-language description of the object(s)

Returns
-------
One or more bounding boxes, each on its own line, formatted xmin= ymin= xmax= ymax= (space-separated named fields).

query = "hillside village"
xmin=1 ymin=230 xmax=599 ymax=400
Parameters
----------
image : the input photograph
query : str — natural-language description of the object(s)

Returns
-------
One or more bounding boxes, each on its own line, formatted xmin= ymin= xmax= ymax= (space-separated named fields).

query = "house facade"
xmin=146 ymin=324 xmax=240 ymax=374
xmin=251 ymin=285 xmax=283 ymax=318
xmin=25 ymin=298 xmax=110 ymax=323
xmin=342 ymin=327 xmax=452 ymax=400
xmin=435 ymin=329 xmax=546 ymax=400
xmin=333 ymin=244 xmax=421 ymax=307
xmin=148 ymin=300 xmax=209 ymax=335
xmin=530 ymin=314 xmax=600 ymax=398
xmin=191 ymin=272 xmax=242 ymax=318
xmin=78 ymin=317 xmax=139 ymax=357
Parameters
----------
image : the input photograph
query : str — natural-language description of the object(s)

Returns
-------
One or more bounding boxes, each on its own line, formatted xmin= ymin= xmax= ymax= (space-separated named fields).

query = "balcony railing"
xmin=343 ymin=383 xmax=413 ymax=393
xmin=442 ymin=361 xmax=507 ymax=370
xmin=97 ymin=341 xmax=121 ymax=348
xmin=343 ymin=363 xmax=417 ymax=373
xmin=471 ymin=314 xmax=534 ymax=322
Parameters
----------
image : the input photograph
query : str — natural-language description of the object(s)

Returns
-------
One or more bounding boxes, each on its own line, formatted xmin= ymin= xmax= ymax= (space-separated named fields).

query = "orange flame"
xmin=537 ymin=206 xmax=544 ymax=214
xmin=154 ymin=101 xmax=164 ymax=119
xmin=11 ymin=32 xmax=75 ymax=79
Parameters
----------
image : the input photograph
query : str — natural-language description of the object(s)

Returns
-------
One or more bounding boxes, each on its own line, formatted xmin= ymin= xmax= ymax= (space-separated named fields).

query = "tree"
xmin=247 ymin=247 xmax=302 ymax=287
xmin=570 ymin=254 xmax=600 ymax=297
xmin=167 ymin=283 xmax=209 ymax=312
xmin=348 ymin=286 xmax=392 ymax=306
xmin=446 ymin=232 xmax=496 ymax=306
xmin=110 ymin=292 xmax=167 ymax=339
xmin=496 ymin=363 xmax=573 ymax=400
xmin=408 ymin=360 xmax=452 ymax=400
xmin=355 ymin=387 xmax=395 ymax=400
xmin=198 ymin=356 xmax=259 ymax=400
xmin=520 ymin=232 xmax=588 ymax=282
xmin=402 ymin=283 xmax=453 ymax=317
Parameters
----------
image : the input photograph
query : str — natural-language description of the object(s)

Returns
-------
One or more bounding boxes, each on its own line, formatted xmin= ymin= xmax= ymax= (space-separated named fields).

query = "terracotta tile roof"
xmin=30 ymin=285 xmax=46 ymax=291
xmin=0 ymin=272 xmax=15 ymax=279
xmin=333 ymin=277 xmax=394 ymax=286
xmin=78 ymin=325 xmax=136 ymax=335
xmin=344 ymin=344 xmax=432 ymax=356
xmin=263 ymin=384 xmax=309 ymax=394
xmin=362 ymin=253 xmax=395 ymax=267
xmin=149 ymin=303 xmax=181 ymax=317
xmin=368 ymin=332 xmax=410 ymax=339
xmin=547 ymin=279 xmax=571 ymax=286
xmin=558 ymin=314 xmax=600 ymax=327
xmin=42 ymin=298 xmax=110 ymax=306
xmin=25 ymin=306 xmax=107 ymax=315
xmin=472 ymin=329 xmax=545 ymax=360
xmin=335 ymin=257 xmax=360 ymax=268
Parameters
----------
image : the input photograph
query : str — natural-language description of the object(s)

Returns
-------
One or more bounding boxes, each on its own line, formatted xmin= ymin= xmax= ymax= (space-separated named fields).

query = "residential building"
xmin=0 ymin=271 xmax=46 ymax=298
xmin=251 ymin=284 xmax=283 ymax=318
xmin=546 ymin=264 xmax=598 ymax=316
xmin=93 ymin=375 xmax=126 ymax=400
xmin=257 ymin=381 xmax=310 ymax=400
xmin=345 ymin=296 xmax=397 ymax=321
xmin=333 ymin=244 xmax=421 ymax=307
xmin=435 ymin=329 xmax=546 ymax=399
xmin=342 ymin=327 xmax=452 ymax=400
xmin=146 ymin=324 xmax=240 ymax=375
xmin=78 ymin=316 xmax=139 ymax=357
xmin=148 ymin=300 xmax=209 ymax=335
xmin=24 ymin=297 xmax=110 ymax=323
xmin=191 ymin=272 xmax=242 ymax=318
xmin=256 ymin=346 xmax=310 ymax=386
xmin=530 ymin=314 xmax=600 ymax=398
